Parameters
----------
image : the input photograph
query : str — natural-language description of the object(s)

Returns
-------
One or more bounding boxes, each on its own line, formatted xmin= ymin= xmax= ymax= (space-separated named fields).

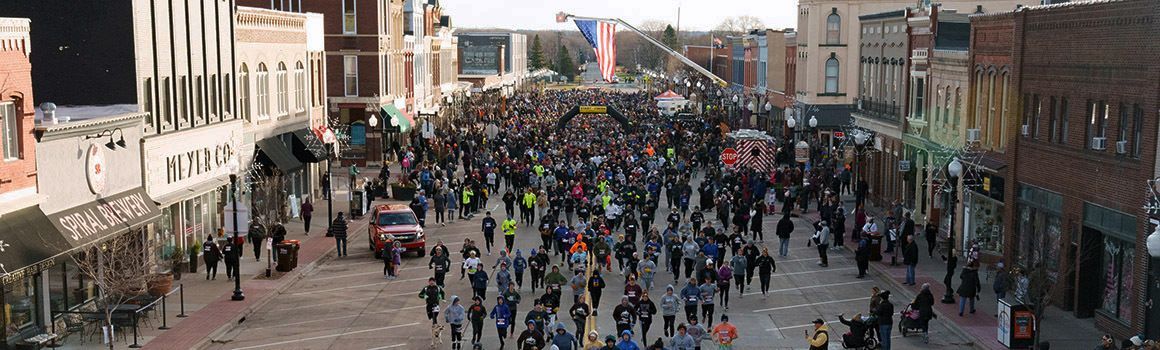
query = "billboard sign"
xmin=459 ymin=34 xmax=512 ymax=75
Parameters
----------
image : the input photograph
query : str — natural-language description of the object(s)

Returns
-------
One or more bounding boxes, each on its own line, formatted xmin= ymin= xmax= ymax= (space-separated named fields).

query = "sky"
xmin=439 ymin=0 xmax=798 ymax=31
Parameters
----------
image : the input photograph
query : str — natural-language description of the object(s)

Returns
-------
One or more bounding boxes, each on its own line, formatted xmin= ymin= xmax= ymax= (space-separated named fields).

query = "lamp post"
xmin=764 ymin=101 xmax=773 ymax=132
xmin=367 ymin=112 xmax=381 ymax=167
xmin=731 ymin=94 xmax=739 ymax=128
xmin=226 ymin=159 xmax=245 ymax=301
xmin=853 ymin=131 xmax=869 ymax=200
xmin=325 ymin=142 xmax=334 ymax=238
xmin=943 ymin=157 xmax=964 ymax=303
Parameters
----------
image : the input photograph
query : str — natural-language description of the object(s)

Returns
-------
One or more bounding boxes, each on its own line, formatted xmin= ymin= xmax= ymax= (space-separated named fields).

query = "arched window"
xmin=825 ymin=56 xmax=839 ymax=94
xmin=826 ymin=11 xmax=841 ymax=44
xmin=276 ymin=62 xmax=288 ymax=116
xmin=256 ymin=63 xmax=269 ymax=119
xmin=295 ymin=61 xmax=307 ymax=113
xmin=239 ymin=64 xmax=250 ymax=121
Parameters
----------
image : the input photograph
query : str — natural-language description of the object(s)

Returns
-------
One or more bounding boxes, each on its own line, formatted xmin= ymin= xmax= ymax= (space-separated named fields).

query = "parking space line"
xmin=751 ymin=296 xmax=869 ymax=313
xmin=367 ymin=344 xmax=408 ymax=350
xmin=231 ymin=322 xmax=421 ymax=350
xmin=286 ymin=276 xmax=429 ymax=296
xmin=743 ymin=280 xmax=872 ymax=296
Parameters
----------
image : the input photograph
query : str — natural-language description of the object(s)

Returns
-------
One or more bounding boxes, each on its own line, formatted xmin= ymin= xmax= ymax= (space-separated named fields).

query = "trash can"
xmin=867 ymin=233 xmax=883 ymax=261
xmin=284 ymin=240 xmax=301 ymax=270
xmin=275 ymin=243 xmax=293 ymax=272
xmin=350 ymin=190 xmax=365 ymax=218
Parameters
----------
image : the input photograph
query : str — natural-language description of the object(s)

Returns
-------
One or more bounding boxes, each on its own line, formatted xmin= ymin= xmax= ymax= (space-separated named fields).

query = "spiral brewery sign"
xmin=47 ymin=187 xmax=161 ymax=247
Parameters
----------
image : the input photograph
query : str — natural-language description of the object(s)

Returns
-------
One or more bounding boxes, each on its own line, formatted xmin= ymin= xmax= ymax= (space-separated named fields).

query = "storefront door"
xmin=1076 ymin=226 xmax=1104 ymax=318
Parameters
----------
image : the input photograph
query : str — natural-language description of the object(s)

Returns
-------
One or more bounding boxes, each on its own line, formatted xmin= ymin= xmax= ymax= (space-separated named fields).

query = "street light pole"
xmin=326 ymin=143 xmax=334 ymax=235
xmin=943 ymin=157 xmax=964 ymax=303
xmin=228 ymin=169 xmax=245 ymax=301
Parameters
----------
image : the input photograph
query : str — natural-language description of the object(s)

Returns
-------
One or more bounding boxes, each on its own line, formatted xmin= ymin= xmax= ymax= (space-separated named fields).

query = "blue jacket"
xmin=680 ymin=284 xmax=700 ymax=306
xmin=472 ymin=271 xmax=489 ymax=290
xmin=489 ymin=303 xmax=511 ymax=328
xmin=616 ymin=339 xmax=641 ymax=350
xmin=513 ymin=256 xmax=527 ymax=273
xmin=702 ymin=243 xmax=718 ymax=259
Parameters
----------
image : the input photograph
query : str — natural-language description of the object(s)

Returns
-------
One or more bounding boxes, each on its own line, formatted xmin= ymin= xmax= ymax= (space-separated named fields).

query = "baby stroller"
xmin=898 ymin=304 xmax=927 ymax=337
xmin=840 ymin=315 xmax=880 ymax=350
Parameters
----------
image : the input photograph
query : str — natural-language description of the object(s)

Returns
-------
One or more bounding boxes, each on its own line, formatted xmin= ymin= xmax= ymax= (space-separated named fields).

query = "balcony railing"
xmin=855 ymin=98 xmax=902 ymax=123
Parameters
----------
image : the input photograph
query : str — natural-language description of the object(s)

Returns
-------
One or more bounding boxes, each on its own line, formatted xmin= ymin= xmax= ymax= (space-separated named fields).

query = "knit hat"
xmin=515 ymin=249 xmax=523 ymax=257
xmin=666 ymin=284 xmax=674 ymax=292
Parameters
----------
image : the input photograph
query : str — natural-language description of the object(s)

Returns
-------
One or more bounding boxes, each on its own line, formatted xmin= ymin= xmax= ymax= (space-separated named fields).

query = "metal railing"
xmin=48 ymin=283 xmax=187 ymax=348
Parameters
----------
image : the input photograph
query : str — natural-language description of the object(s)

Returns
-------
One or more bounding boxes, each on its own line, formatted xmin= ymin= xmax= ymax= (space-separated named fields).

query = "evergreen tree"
xmin=555 ymin=45 xmax=577 ymax=81
xmin=529 ymin=35 xmax=547 ymax=70
xmin=662 ymin=24 xmax=680 ymax=50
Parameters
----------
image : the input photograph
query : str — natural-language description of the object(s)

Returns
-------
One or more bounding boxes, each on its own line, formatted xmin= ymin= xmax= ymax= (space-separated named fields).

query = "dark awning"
xmin=46 ymin=187 xmax=162 ymax=250
xmin=290 ymin=128 xmax=327 ymax=163
xmin=256 ymin=138 xmax=304 ymax=173
xmin=0 ymin=205 xmax=70 ymax=285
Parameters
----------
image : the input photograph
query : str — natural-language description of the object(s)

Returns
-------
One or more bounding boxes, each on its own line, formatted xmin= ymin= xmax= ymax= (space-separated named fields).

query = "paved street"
xmin=204 ymin=180 xmax=971 ymax=350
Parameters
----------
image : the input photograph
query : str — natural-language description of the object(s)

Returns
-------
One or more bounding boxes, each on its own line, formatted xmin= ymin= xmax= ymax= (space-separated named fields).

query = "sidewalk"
xmin=797 ymin=198 xmax=1100 ymax=350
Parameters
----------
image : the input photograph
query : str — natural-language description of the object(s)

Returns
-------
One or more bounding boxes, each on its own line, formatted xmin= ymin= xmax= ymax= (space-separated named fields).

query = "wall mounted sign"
xmin=48 ymin=187 xmax=161 ymax=248
xmin=86 ymin=143 xmax=107 ymax=195
xmin=142 ymin=120 xmax=242 ymax=199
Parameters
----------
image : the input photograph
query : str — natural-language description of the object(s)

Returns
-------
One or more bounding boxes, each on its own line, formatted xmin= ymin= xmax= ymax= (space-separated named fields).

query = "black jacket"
xmin=903 ymin=241 xmax=919 ymax=266
xmin=957 ymin=268 xmax=981 ymax=298
xmin=776 ymin=216 xmax=794 ymax=239
xmin=329 ymin=217 xmax=348 ymax=238
xmin=875 ymin=299 xmax=895 ymax=326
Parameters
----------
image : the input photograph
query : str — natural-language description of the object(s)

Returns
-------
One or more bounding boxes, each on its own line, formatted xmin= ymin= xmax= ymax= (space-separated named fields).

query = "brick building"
xmin=852 ymin=9 xmax=908 ymax=209
xmin=1001 ymin=0 xmax=1160 ymax=339
xmin=0 ymin=17 xmax=35 ymax=207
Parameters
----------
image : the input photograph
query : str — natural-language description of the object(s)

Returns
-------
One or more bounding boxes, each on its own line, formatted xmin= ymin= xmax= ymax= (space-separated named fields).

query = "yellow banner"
xmin=579 ymin=105 xmax=607 ymax=114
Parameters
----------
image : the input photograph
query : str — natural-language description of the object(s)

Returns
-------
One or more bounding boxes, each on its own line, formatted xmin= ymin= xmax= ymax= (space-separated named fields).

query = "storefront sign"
xmin=898 ymin=160 xmax=911 ymax=172
xmin=48 ymin=188 xmax=162 ymax=248
xmin=1 ymin=259 xmax=55 ymax=286
xmin=143 ymin=120 xmax=242 ymax=199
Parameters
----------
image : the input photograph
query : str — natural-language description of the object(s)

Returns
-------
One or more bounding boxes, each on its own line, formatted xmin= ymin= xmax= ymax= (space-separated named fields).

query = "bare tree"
xmin=1015 ymin=229 xmax=1089 ymax=348
xmin=713 ymin=16 xmax=766 ymax=36
xmin=248 ymin=165 xmax=289 ymax=236
xmin=71 ymin=233 xmax=153 ymax=350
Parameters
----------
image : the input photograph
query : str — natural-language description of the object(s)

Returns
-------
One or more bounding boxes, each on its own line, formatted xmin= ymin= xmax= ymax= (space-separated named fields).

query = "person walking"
xmin=302 ymin=198 xmax=314 ymax=234
xmin=903 ymin=235 xmax=919 ymax=285
xmin=958 ymin=260 xmax=982 ymax=316
xmin=913 ymin=284 xmax=936 ymax=343
xmin=754 ymin=248 xmax=776 ymax=297
xmin=855 ymin=235 xmax=870 ymax=278
xmin=513 ymin=250 xmax=528 ymax=290
xmin=637 ymin=292 xmax=658 ymax=342
xmin=741 ymin=242 xmax=759 ymax=287
xmin=805 ymin=319 xmax=830 ymax=350
xmin=613 ymin=296 xmax=638 ymax=336
xmin=445 ymin=296 xmax=466 ymax=350
xmin=659 ymin=285 xmax=681 ymax=337
xmin=471 ymin=266 xmax=490 ymax=300
xmin=812 ymin=221 xmax=830 ymax=267
xmin=517 ymin=321 xmax=545 ymax=350
xmin=490 ymin=296 xmax=513 ymax=348
xmin=775 ymin=215 xmax=793 ymax=257
xmin=924 ymin=222 xmax=938 ymax=258
xmin=698 ymin=277 xmax=717 ymax=327
xmin=875 ymin=290 xmax=895 ymax=350
xmin=222 ymin=239 xmax=239 ymax=281
xmin=588 ymin=268 xmax=606 ymax=315
xmin=729 ymin=252 xmax=747 ymax=296
xmin=429 ymin=248 xmax=451 ymax=286
xmin=550 ymin=323 xmax=579 ymax=350
xmin=569 ymin=295 xmax=591 ymax=343
xmin=716 ymin=263 xmax=733 ymax=310
xmin=711 ymin=315 xmax=739 ymax=350
xmin=329 ymin=212 xmax=349 ymax=257
xmin=202 ymin=235 xmax=221 ymax=280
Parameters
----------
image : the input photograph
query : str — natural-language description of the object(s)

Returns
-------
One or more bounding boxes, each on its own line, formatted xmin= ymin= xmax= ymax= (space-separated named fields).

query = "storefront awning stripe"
xmin=291 ymin=128 xmax=328 ymax=163
xmin=381 ymin=104 xmax=411 ymax=133
xmin=46 ymin=187 xmax=163 ymax=251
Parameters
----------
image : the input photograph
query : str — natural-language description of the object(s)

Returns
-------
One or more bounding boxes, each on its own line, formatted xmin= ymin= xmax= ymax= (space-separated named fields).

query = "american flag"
xmin=574 ymin=19 xmax=617 ymax=83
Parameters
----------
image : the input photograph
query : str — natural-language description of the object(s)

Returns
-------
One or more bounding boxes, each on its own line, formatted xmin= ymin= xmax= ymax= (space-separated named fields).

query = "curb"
xmin=194 ymin=245 xmax=337 ymax=349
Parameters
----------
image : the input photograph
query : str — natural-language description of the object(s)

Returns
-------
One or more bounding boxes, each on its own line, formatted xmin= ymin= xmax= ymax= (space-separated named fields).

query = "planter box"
xmin=391 ymin=185 xmax=417 ymax=201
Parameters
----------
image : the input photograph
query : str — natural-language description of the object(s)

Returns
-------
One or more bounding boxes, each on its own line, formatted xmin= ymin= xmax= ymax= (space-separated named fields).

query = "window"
xmin=1132 ymin=104 xmax=1143 ymax=157
xmin=1101 ymin=236 xmax=1135 ymax=321
xmin=943 ymin=87 xmax=951 ymax=126
xmin=295 ymin=61 xmax=306 ymax=113
xmin=142 ymin=78 xmax=154 ymax=128
xmin=1087 ymin=100 xmax=1108 ymax=148
xmin=912 ymin=77 xmax=924 ymax=119
xmin=1117 ymin=103 xmax=1129 ymax=144
xmin=1 ymin=102 xmax=18 ymax=160
xmin=1031 ymin=94 xmax=1040 ymax=139
xmin=276 ymin=62 xmax=289 ymax=117
xmin=344 ymin=56 xmax=359 ymax=96
xmin=824 ymin=56 xmax=839 ymax=94
xmin=161 ymin=77 xmax=172 ymax=125
xmin=239 ymin=65 xmax=250 ymax=121
xmin=343 ymin=0 xmax=357 ymax=34
xmin=195 ymin=75 xmax=204 ymax=123
xmin=1059 ymin=98 xmax=1069 ymax=145
xmin=209 ymin=74 xmax=218 ymax=117
xmin=256 ymin=63 xmax=270 ymax=119
xmin=223 ymin=73 xmax=232 ymax=116
xmin=179 ymin=76 xmax=189 ymax=125
xmin=1048 ymin=97 xmax=1057 ymax=142
xmin=954 ymin=87 xmax=961 ymax=128
xmin=826 ymin=11 xmax=841 ymax=44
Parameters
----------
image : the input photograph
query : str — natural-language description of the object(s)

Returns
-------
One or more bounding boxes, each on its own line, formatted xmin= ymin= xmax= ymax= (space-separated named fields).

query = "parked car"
xmin=368 ymin=204 xmax=425 ymax=258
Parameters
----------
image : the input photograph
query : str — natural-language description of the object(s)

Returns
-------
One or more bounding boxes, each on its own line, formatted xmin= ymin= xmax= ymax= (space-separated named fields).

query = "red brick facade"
xmin=0 ymin=27 xmax=37 ymax=195
xmin=974 ymin=0 xmax=1155 ymax=338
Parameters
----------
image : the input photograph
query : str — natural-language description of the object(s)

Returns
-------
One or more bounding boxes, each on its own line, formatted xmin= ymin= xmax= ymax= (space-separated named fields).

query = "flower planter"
xmin=148 ymin=274 xmax=174 ymax=297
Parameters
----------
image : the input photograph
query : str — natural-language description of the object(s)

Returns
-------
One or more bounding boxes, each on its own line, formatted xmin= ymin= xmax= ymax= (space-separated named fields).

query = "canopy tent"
xmin=381 ymin=104 xmax=413 ymax=133
xmin=653 ymin=90 xmax=683 ymax=100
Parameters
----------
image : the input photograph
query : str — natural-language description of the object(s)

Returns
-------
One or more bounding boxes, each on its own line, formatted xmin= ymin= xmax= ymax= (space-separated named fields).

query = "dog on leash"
xmin=430 ymin=323 xmax=445 ymax=348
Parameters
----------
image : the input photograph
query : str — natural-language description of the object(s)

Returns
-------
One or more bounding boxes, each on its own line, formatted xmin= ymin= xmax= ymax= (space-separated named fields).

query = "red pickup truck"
xmin=367 ymin=204 xmax=426 ymax=258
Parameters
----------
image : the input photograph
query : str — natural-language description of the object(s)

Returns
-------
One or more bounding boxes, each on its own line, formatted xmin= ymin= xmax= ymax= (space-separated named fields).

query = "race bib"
xmin=496 ymin=318 xmax=506 ymax=326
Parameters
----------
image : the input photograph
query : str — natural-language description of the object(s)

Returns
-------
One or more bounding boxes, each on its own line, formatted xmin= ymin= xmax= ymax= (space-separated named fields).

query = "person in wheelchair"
xmin=838 ymin=313 xmax=877 ymax=349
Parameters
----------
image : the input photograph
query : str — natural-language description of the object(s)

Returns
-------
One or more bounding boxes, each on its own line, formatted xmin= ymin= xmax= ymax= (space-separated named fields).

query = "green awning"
xmin=381 ymin=104 xmax=411 ymax=133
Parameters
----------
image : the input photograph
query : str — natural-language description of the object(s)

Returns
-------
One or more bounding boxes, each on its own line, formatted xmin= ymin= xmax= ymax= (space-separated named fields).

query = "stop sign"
xmin=720 ymin=148 xmax=739 ymax=166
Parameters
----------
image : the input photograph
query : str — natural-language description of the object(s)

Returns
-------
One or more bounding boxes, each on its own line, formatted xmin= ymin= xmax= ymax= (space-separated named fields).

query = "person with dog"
xmin=419 ymin=277 xmax=445 ymax=324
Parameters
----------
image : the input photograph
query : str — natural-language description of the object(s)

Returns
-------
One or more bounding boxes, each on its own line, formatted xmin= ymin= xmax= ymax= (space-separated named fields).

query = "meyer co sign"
xmin=48 ymin=188 xmax=162 ymax=247
xmin=143 ymin=120 xmax=242 ymax=198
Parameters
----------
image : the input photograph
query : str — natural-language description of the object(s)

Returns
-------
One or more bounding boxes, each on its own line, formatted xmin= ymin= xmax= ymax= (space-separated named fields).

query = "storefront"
xmin=142 ymin=120 xmax=243 ymax=263
xmin=962 ymin=173 xmax=1005 ymax=258
xmin=1 ymin=111 xmax=161 ymax=347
